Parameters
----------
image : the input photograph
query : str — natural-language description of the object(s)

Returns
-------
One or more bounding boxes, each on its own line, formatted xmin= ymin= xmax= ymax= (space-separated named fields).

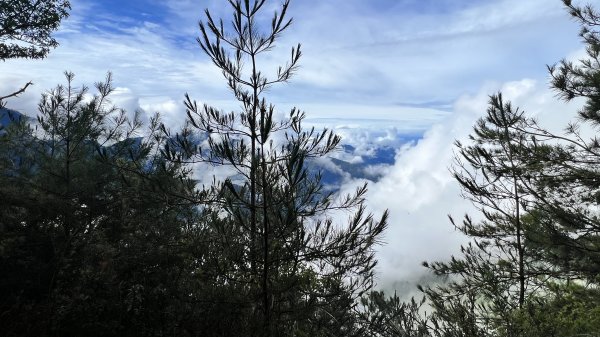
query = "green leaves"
xmin=0 ymin=0 xmax=70 ymax=60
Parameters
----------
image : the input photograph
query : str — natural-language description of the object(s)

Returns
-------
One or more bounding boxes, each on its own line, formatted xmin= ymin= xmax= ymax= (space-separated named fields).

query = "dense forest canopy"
xmin=1 ymin=0 xmax=600 ymax=336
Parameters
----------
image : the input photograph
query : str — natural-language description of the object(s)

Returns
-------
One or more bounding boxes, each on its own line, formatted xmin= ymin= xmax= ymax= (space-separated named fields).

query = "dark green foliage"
xmin=451 ymin=94 xmax=535 ymax=306
xmin=525 ymin=0 xmax=600 ymax=282
xmin=164 ymin=1 xmax=388 ymax=336
xmin=0 ymin=73 xmax=207 ymax=336
xmin=0 ymin=0 xmax=70 ymax=60
xmin=504 ymin=283 xmax=600 ymax=337
xmin=0 ymin=1 xmax=388 ymax=336
xmin=0 ymin=1 xmax=70 ymax=107
xmin=551 ymin=0 xmax=600 ymax=124
xmin=410 ymin=1 xmax=600 ymax=336
xmin=357 ymin=291 xmax=430 ymax=337
xmin=417 ymin=95 xmax=545 ymax=336
xmin=1 ymin=1 xmax=388 ymax=336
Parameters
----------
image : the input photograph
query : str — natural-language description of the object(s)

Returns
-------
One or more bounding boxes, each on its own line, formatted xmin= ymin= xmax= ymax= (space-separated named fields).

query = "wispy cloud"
xmin=0 ymin=0 xmax=581 ymax=131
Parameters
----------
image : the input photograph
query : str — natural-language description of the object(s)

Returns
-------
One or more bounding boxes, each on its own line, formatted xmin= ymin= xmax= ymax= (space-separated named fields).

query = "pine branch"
xmin=0 ymin=81 xmax=33 ymax=107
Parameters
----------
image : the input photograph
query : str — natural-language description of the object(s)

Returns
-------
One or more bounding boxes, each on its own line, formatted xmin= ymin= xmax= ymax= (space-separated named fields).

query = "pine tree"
xmin=528 ymin=0 xmax=600 ymax=281
xmin=357 ymin=291 xmax=430 ymax=337
xmin=0 ymin=0 xmax=71 ymax=107
xmin=0 ymin=73 xmax=207 ymax=336
xmin=418 ymin=95 xmax=580 ymax=336
xmin=0 ymin=0 xmax=70 ymax=60
xmin=420 ymin=2 xmax=600 ymax=335
xmin=165 ymin=1 xmax=388 ymax=336
xmin=351 ymin=1 xmax=600 ymax=336
xmin=420 ymin=94 xmax=543 ymax=337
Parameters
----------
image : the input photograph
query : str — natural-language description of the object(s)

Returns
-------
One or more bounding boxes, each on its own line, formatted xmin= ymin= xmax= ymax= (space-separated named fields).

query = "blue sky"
xmin=1 ymin=0 xmax=581 ymax=127
xmin=0 ymin=0 xmax=588 ymax=291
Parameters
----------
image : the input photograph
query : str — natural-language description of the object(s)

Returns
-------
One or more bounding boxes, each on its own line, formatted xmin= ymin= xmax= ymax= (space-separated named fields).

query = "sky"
xmin=0 ymin=0 xmax=588 ymax=293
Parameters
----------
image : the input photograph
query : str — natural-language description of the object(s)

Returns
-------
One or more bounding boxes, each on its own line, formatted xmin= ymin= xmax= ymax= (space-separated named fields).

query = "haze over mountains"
xmin=0 ymin=107 xmax=414 ymax=189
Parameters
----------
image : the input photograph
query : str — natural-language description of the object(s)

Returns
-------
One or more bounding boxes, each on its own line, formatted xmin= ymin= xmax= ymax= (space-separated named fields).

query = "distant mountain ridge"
xmin=317 ymin=144 xmax=399 ymax=188
xmin=0 ymin=108 xmax=26 ymax=132
xmin=1 ymin=109 xmax=411 ymax=187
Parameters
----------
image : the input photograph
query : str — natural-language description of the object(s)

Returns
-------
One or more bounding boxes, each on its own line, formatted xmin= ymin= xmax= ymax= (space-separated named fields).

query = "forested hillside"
xmin=1 ymin=0 xmax=600 ymax=336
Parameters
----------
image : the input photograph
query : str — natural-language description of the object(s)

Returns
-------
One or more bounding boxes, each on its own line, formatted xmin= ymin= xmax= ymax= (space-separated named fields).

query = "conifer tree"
xmin=357 ymin=291 xmax=430 ymax=337
xmin=0 ymin=73 xmax=207 ymax=336
xmin=354 ymin=1 xmax=600 ymax=336
xmin=0 ymin=0 xmax=70 ymax=60
xmin=417 ymin=94 xmax=542 ymax=336
xmin=0 ymin=0 xmax=71 ymax=108
xmin=0 ymin=0 xmax=71 ymax=107
xmin=529 ymin=0 xmax=600 ymax=280
xmin=165 ymin=1 xmax=388 ymax=336
xmin=420 ymin=2 xmax=600 ymax=335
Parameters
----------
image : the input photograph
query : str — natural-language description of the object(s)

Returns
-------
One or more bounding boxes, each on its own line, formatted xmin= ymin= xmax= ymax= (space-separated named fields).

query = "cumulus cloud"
xmin=361 ymin=78 xmax=584 ymax=293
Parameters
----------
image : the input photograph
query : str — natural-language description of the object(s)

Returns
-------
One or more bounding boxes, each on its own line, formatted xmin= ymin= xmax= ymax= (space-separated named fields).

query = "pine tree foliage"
xmin=413 ymin=1 xmax=600 ymax=336
xmin=164 ymin=0 xmax=388 ymax=335
xmin=0 ymin=1 xmax=70 ymax=107
xmin=528 ymin=0 xmax=600 ymax=281
xmin=0 ymin=0 xmax=70 ymax=61
xmin=417 ymin=95 xmax=545 ymax=337
xmin=0 ymin=73 xmax=207 ymax=336
xmin=0 ymin=1 xmax=387 ymax=335
xmin=357 ymin=291 xmax=430 ymax=337
xmin=450 ymin=95 xmax=534 ymax=306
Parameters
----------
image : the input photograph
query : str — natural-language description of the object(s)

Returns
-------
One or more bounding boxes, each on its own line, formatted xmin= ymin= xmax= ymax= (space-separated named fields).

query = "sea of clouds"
xmin=0 ymin=0 xmax=588 ymax=296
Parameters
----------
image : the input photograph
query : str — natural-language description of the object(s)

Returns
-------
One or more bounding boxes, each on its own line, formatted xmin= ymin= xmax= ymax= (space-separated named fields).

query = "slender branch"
xmin=0 ymin=81 xmax=33 ymax=106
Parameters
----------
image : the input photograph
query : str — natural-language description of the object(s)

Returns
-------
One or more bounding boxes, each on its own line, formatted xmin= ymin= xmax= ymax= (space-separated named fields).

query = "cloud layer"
xmin=361 ymin=78 xmax=584 ymax=292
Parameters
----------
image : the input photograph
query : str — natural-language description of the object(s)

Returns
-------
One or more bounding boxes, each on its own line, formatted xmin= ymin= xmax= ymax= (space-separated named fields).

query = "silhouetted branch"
xmin=0 ymin=81 xmax=33 ymax=107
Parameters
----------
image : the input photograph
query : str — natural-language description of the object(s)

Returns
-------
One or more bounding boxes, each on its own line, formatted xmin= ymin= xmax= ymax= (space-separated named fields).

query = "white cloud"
xmin=139 ymin=97 xmax=182 ymax=129
xmin=264 ymin=0 xmax=581 ymax=107
xmin=361 ymin=78 xmax=584 ymax=293
xmin=0 ymin=0 xmax=582 ymax=138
